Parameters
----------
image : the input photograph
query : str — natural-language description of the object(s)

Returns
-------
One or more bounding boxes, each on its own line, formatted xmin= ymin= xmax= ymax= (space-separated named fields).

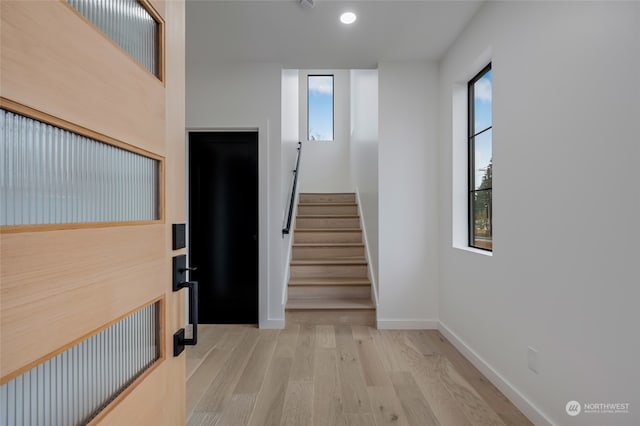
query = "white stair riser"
xmin=290 ymin=264 xmax=368 ymax=279
xmin=288 ymin=285 xmax=371 ymax=300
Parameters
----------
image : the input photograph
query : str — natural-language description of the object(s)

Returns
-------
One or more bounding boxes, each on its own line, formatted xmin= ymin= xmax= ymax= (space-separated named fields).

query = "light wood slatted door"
xmin=0 ymin=0 xmax=186 ymax=423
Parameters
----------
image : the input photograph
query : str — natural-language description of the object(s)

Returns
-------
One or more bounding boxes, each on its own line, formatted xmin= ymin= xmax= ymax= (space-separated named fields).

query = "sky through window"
xmin=308 ymin=75 xmax=334 ymax=141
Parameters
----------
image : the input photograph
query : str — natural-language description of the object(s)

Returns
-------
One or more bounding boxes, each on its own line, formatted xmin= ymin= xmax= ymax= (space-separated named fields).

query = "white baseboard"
xmin=377 ymin=319 xmax=439 ymax=330
xmin=438 ymin=322 xmax=552 ymax=426
xmin=260 ymin=318 xmax=285 ymax=329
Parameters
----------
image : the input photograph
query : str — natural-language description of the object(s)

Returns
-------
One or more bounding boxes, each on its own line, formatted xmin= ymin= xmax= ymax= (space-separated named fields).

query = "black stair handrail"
xmin=282 ymin=141 xmax=302 ymax=235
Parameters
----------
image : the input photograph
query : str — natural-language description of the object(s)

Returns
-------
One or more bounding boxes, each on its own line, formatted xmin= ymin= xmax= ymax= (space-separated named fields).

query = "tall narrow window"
xmin=308 ymin=75 xmax=334 ymax=141
xmin=468 ymin=64 xmax=492 ymax=251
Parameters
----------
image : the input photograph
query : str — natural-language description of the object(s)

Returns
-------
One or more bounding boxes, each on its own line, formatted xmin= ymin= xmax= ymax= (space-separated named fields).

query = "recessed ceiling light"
xmin=340 ymin=12 xmax=357 ymax=25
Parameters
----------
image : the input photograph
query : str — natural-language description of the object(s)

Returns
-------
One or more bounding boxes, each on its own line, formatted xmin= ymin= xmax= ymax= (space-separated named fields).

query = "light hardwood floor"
xmin=186 ymin=324 xmax=532 ymax=426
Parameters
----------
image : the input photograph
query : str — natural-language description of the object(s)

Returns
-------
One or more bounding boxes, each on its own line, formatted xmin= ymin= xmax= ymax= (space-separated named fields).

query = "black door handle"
xmin=173 ymin=280 xmax=198 ymax=356
xmin=172 ymin=255 xmax=199 ymax=356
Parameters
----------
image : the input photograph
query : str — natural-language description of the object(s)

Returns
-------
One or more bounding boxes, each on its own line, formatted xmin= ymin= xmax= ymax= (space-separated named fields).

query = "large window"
xmin=307 ymin=75 xmax=334 ymax=141
xmin=0 ymin=107 xmax=162 ymax=229
xmin=468 ymin=63 xmax=492 ymax=251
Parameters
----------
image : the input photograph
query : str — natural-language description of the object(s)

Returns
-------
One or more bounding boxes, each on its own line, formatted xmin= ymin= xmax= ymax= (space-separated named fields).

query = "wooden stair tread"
xmin=289 ymin=277 xmax=371 ymax=286
xmin=289 ymin=192 xmax=370 ymax=319
xmin=300 ymin=192 xmax=355 ymax=195
xmin=298 ymin=203 xmax=357 ymax=206
xmin=293 ymin=243 xmax=364 ymax=247
xmin=290 ymin=259 xmax=367 ymax=265
xmin=295 ymin=228 xmax=361 ymax=232
xmin=296 ymin=215 xmax=359 ymax=218
xmin=286 ymin=298 xmax=375 ymax=310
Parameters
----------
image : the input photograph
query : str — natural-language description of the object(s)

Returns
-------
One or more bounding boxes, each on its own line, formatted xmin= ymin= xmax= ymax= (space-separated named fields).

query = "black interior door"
xmin=189 ymin=131 xmax=258 ymax=324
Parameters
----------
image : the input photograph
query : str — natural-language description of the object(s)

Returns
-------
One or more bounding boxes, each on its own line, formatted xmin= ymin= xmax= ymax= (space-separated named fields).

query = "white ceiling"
xmin=186 ymin=0 xmax=484 ymax=69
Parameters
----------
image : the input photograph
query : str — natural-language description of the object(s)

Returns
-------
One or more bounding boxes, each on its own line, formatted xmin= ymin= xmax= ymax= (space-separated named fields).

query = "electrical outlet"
xmin=527 ymin=347 xmax=539 ymax=374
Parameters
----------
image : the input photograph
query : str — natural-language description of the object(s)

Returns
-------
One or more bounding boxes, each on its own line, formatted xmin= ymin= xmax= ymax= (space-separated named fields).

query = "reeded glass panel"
xmin=0 ymin=109 xmax=160 ymax=227
xmin=0 ymin=302 xmax=160 ymax=426
xmin=308 ymin=75 xmax=334 ymax=141
xmin=66 ymin=0 xmax=160 ymax=78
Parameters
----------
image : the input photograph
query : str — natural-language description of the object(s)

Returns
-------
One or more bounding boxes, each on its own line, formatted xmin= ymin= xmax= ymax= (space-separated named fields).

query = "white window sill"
xmin=453 ymin=245 xmax=493 ymax=257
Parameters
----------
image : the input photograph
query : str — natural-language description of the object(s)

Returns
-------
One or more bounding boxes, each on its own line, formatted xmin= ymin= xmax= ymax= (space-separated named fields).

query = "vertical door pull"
xmin=172 ymin=255 xmax=198 ymax=356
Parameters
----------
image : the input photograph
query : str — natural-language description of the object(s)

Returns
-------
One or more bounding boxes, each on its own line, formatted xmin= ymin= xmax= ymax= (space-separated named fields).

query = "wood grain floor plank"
xmin=185 ymin=326 xmax=529 ymax=426
xmin=382 ymin=331 xmax=472 ymax=426
xmin=335 ymin=325 xmax=372 ymax=414
xmin=371 ymin=330 xmax=406 ymax=373
xmin=194 ymin=327 xmax=261 ymax=414
xmin=280 ymin=381 xmax=314 ymax=426
xmin=352 ymin=325 xmax=391 ymax=386
xmin=342 ymin=413 xmax=377 ymax=425
xmin=233 ymin=331 xmax=279 ymax=395
xmin=435 ymin=356 xmax=506 ymax=426
xmin=214 ymin=394 xmax=256 ymax=426
xmin=186 ymin=357 xmax=203 ymax=382
xmin=313 ymin=348 xmax=343 ymax=426
xmin=186 ymin=328 xmax=247 ymax=419
xmin=286 ymin=309 xmax=375 ymax=326
xmin=367 ymin=386 xmax=409 ymax=426
xmin=316 ymin=325 xmax=336 ymax=348
xmin=274 ymin=323 xmax=300 ymax=359
xmin=187 ymin=412 xmax=221 ymax=426
xmin=290 ymin=324 xmax=316 ymax=382
xmin=247 ymin=357 xmax=293 ymax=426
xmin=188 ymin=325 xmax=230 ymax=360
xmin=390 ymin=371 xmax=440 ymax=426
xmin=389 ymin=334 xmax=504 ymax=426
xmin=186 ymin=326 xmax=230 ymax=380
xmin=423 ymin=331 xmax=532 ymax=426
xmin=404 ymin=330 xmax=439 ymax=356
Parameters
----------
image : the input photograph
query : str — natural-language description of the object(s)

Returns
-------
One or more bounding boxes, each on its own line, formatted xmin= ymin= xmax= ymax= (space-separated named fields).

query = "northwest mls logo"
xmin=566 ymin=400 xmax=581 ymax=416
xmin=566 ymin=400 xmax=631 ymax=416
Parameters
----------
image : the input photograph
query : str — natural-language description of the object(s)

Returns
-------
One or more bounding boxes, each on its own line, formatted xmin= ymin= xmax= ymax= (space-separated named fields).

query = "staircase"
xmin=286 ymin=193 xmax=375 ymax=325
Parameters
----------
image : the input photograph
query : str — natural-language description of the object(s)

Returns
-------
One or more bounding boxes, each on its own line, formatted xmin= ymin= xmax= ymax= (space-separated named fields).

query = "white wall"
xmin=350 ymin=69 xmax=379 ymax=298
xmin=281 ymin=69 xmax=299 ymax=306
xmin=298 ymin=70 xmax=353 ymax=193
xmin=438 ymin=2 xmax=640 ymax=424
xmin=282 ymin=70 xmax=300 ymax=220
xmin=377 ymin=62 xmax=440 ymax=329
xmin=186 ymin=57 xmax=285 ymax=327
